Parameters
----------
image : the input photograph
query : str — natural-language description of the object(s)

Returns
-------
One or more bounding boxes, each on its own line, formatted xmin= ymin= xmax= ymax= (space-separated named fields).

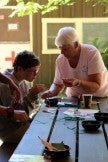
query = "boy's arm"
xmin=0 ymin=105 xmax=29 ymax=123
xmin=0 ymin=73 xmax=21 ymax=102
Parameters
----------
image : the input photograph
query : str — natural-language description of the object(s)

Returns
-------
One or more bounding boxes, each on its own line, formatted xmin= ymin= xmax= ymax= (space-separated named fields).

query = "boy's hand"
xmin=29 ymin=84 xmax=46 ymax=95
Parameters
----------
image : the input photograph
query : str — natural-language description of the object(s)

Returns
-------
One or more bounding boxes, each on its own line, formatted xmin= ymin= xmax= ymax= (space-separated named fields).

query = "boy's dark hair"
xmin=13 ymin=50 xmax=40 ymax=71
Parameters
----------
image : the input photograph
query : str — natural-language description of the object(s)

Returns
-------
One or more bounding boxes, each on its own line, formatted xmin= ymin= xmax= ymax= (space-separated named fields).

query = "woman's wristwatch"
xmin=72 ymin=79 xmax=81 ymax=87
xmin=7 ymin=107 xmax=14 ymax=118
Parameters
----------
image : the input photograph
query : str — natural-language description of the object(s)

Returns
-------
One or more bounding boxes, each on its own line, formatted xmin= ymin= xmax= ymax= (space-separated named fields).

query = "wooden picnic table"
xmin=9 ymin=97 xmax=108 ymax=162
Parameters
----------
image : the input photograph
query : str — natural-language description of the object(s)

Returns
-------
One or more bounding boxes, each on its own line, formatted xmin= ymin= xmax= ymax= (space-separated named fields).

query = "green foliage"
xmin=41 ymin=0 xmax=75 ymax=15
xmin=85 ymin=0 xmax=108 ymax=12
xmin=91 ymin=38 xmax=108 ymax=68
xmin=10 ymin=1 xmax=42 ymax=17
xmin=0 ymin=0 xmax=9 ymax=7
xmin=0 ymin=0 xmax=75 ymax=17
xmin=91 ymin=38 xmax=108 ymax=55
xmin=0 ymin=0 xmax=108 ymax=17
xmin=102 ymin=54 xmax=108 ymax=69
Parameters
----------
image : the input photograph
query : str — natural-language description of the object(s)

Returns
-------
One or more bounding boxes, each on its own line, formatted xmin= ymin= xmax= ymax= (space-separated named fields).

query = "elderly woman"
xmin=41 ymin=26 xmax=108 ymax=98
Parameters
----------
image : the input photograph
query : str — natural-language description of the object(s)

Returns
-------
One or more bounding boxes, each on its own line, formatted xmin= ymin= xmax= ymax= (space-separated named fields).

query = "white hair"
xmin=55 ymin=27 xmax=79 ymax=47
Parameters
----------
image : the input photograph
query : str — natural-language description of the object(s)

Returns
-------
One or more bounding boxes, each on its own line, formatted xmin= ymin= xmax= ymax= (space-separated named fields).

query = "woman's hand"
xmin=41 ymin=83 xmax=64 ymax=99
xmin=62 ymin=78 xmax=74 ymax=87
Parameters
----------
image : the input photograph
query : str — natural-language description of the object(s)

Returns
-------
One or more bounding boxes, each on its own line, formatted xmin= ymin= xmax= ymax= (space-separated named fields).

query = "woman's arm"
xmin=63 ymin=73 xmax=101 ymax=93
xmin=78 ymin=73 xmax=101 ymax=93
xmin=41 ymin=83 xmax=64 ymax=99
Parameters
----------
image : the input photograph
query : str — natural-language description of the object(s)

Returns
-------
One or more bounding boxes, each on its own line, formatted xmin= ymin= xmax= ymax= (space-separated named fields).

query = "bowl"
xmin=45 ymin=97 xmax=59 ymax=107
xmin=94 ymin=112 xmax=108 ymax=123
xmin=82 ymin=120 xmax=101 ymax=131
xmin=44 ymin=143 xmax=70 ymax=159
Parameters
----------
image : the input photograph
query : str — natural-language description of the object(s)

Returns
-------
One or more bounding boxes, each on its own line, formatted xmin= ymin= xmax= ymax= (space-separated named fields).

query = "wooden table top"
xmin=9 ymin=97 xmax=108 ymax=162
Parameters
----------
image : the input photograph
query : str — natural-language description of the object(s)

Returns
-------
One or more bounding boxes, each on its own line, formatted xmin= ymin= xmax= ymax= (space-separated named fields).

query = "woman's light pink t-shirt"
xmin=53 ymin=44 xmax=108 ymax=97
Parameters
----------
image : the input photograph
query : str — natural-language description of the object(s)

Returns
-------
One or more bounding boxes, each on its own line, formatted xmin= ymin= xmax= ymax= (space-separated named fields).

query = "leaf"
xmin=38 ymin=136 xmax=53 ymax=151
xmin=1 ymin=0 xmax=108 ymax=17
xmin=38 ymin=136 xmax=59 ymax=151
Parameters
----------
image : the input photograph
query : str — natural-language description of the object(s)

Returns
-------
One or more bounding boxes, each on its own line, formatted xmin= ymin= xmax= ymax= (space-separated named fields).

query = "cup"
xmin=82 ymin=94 xmax=93 ymax=108
xmin=45 ymin=97 xmax=59 ymax=107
